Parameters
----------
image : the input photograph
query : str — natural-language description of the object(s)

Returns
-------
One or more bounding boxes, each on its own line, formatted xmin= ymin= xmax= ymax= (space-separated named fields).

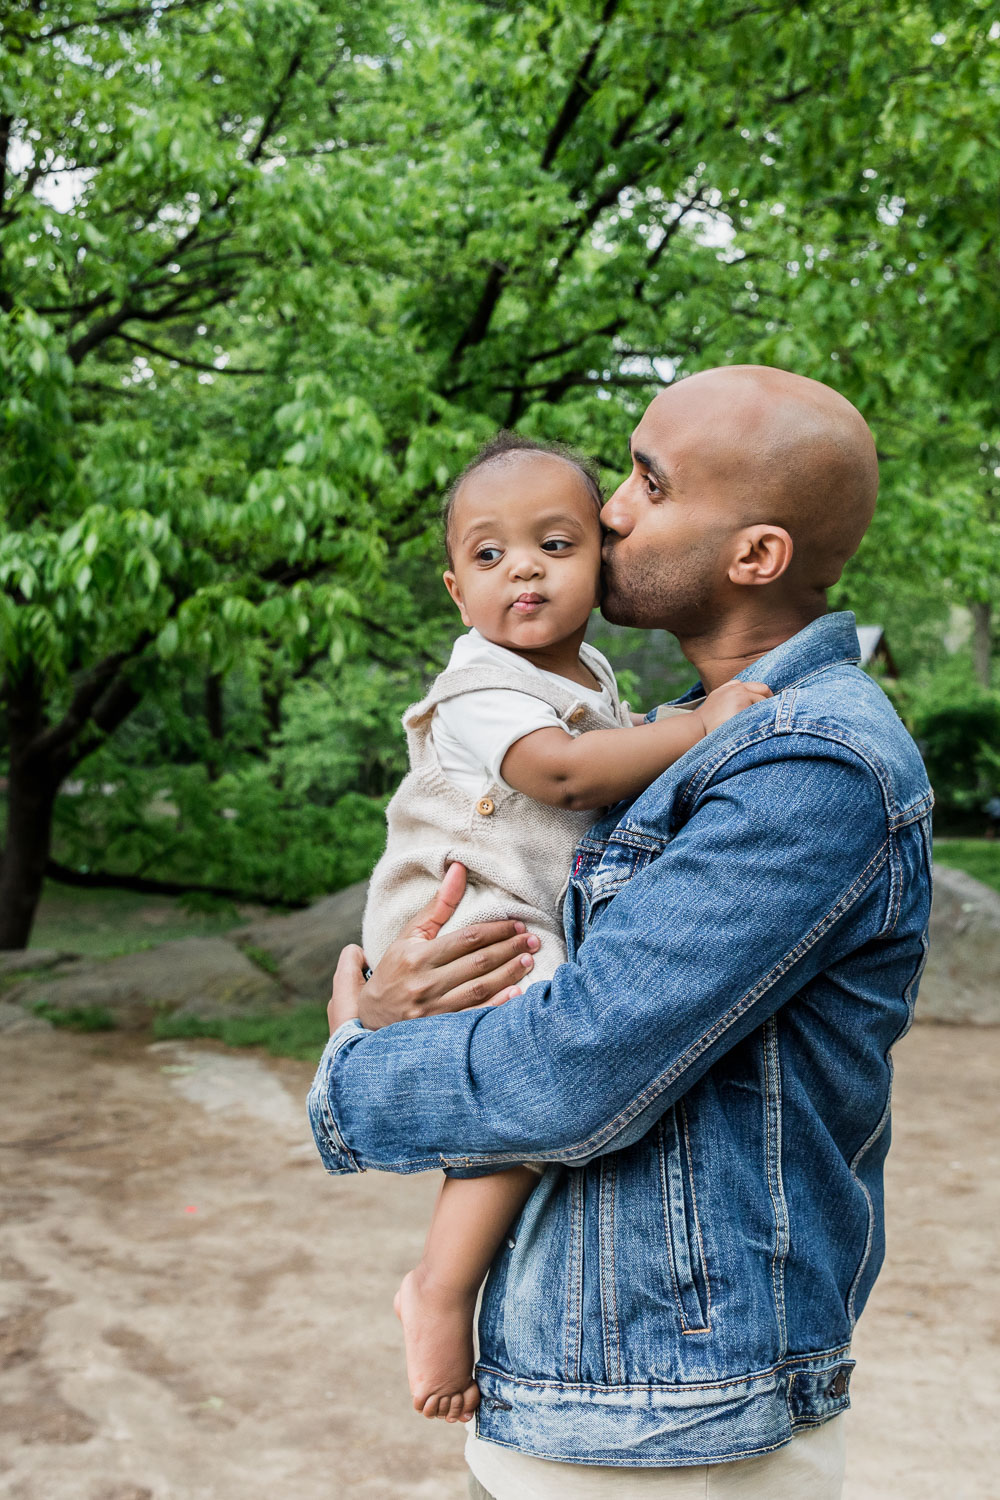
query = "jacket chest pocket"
xmin=585 ymin=831 xmax=666 ymax=923
xmin=657 ymin=1103 xmax=712 ymax=1334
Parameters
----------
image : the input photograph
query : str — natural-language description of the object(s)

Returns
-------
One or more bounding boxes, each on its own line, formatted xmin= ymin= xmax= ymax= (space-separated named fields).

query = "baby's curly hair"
xmin=442 ymin=431 xmax=603 ymax=565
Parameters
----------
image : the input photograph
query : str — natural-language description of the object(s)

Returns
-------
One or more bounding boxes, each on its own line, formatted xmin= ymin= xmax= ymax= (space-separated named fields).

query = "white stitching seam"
xmin=475 ymin=1340 xmax=853 ymax=1393
xmin=762 ymin=1018 xmax=788 ymax=1354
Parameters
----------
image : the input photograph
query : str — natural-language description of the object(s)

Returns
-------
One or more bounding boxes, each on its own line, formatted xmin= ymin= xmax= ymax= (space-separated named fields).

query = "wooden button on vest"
xmin=476 ymin=796 xmax=495 ymax=816
xmin=568 ymin=706 xmax=586 ymax=724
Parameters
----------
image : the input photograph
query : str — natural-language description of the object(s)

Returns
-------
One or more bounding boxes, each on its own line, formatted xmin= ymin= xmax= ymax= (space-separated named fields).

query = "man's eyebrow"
xmin=631 ymin=446 xmax=672 ymax=493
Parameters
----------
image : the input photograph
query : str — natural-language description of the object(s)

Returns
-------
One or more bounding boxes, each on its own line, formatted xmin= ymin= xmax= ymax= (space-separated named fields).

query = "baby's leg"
xmin=394 ymin=1167 xmax=538 ymax=1423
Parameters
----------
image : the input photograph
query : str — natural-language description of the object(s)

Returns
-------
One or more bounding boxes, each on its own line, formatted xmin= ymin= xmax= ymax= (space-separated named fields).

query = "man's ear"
xmin=443 ymin=569 xmax=473 ymax=627
xmin=728 ymin=525 xmax=794 ymax=587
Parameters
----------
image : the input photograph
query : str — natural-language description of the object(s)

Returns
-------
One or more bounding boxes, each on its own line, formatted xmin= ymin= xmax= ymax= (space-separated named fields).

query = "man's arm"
xmin=309 ymin=741 xmax=892 ymax=1176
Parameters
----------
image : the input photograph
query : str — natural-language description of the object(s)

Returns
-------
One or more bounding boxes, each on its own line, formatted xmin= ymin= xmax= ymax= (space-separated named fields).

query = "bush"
xmin=51 ymin=661 xmax=408 ymax=904
xmin=32 ymin=1001 xmax=116 ymax=1032
xmin=891 ymin=660 xmax=1000 ymax=828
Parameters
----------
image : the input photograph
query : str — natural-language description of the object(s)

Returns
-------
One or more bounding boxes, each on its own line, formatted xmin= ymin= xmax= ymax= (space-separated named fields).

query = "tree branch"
xmin=114 ymin=332 xmax=267 ymax=376
xmin=446 ymin=0 xmax=625 ymax=369
xmin=28 ymin=649 xmax=142 ymax=764
xmin=539 ymin=0 xmax=621 ymax=171
xmin=67 ymin=280 xmax=236 ymax=363
xmin=247 ymin=44 xmax=308 ymax=164
xmin=60 ymin=36 xmax=307 ymax=365
xmin=14 ymin=0 xmax=216 ymax=46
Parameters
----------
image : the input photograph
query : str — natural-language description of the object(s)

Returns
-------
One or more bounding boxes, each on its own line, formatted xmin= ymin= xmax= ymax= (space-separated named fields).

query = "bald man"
xmin=309 ymin=367 xmax=932 ymax=1499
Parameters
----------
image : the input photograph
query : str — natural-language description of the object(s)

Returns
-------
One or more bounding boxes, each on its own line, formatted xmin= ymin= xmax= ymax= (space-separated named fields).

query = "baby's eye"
xmin=475 ymin=545 xmax=503 ymax=563
xmin=541 ymin=538 xmax=572 ymax=552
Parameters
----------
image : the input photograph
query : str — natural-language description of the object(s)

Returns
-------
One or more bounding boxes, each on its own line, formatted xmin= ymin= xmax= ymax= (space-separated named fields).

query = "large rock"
xmin=0 ymin=948 xmax=77 ymax=980
xmin=234 ymin=882 xmax=368 ymax=1002
xmin=5 ymin=938 xmax=282 ymax=1028
xmin=919 ymin=865 xmax=1000 ymax=1024
xmin=0 ymin=1000 xmax=53 ymax=1034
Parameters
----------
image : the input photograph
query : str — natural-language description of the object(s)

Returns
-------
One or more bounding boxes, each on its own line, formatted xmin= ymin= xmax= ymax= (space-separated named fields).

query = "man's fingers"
xmin=467 ymin=985 xmax=522 ymax=1011
xmin=425 ymin=951 xmax=538 ymax=1014
xmin=406 ymin=862 xmax=468 ymax=943
xmin=332 ymin=943 xmax=368 ymax=987
xmin=417 ymin=918 xmax=532 ymax=972
xmin=328 ymin=943 xmax=368 ymax=1031
xmin=422 ymin=929 xmax=538 ymax=1002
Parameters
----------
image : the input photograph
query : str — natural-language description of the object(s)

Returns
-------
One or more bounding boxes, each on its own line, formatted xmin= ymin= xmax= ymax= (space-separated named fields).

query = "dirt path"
xmin=0 ymin=1025 xmax=996 ymax=1499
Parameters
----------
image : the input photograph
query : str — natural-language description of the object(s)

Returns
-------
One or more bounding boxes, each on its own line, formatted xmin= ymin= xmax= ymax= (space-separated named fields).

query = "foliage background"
xmin=1 ymin=0 xmax=998 ymax=942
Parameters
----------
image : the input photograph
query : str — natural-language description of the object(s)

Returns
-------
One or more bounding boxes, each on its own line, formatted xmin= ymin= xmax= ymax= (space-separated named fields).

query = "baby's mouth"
xmin=512 ymin=594 xmax=546 ymax=613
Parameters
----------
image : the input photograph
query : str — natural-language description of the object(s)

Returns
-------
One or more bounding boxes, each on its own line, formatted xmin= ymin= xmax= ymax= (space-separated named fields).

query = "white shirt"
xmin=431 ymin=629 xmax=617 ymax=796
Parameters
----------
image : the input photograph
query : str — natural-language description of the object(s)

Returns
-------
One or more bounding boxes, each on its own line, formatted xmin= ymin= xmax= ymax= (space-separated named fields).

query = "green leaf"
xmin=157 ymin=620 xmax=180 ymax=659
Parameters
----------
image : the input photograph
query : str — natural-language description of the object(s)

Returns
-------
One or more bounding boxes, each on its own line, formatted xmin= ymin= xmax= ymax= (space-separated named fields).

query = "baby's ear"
xmin=443 ymin=570 xmax=472 ymax=627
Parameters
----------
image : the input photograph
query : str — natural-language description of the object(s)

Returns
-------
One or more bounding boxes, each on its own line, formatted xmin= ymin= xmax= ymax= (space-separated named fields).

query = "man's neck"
xmin=678 ymin=604 xmax=826 ymax=694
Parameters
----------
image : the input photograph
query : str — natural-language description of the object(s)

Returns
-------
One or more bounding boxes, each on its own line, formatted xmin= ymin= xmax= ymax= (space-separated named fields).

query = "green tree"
xmin=706 ymin=8 xmax=999 ymax=679
xmin=1 ymin=0 xmax=985 ymax=946
xmin=0 ymin=0 xmax=407 ymax=944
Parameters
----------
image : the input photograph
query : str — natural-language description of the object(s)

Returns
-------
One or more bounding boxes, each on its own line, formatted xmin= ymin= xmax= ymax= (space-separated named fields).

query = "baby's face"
xmin=443 ymin=453 xmax=602 ymax=655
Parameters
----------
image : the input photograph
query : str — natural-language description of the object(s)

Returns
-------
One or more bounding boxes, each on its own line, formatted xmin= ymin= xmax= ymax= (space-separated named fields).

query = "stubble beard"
xmin=600 ymin=545 xmax=719 ymax=636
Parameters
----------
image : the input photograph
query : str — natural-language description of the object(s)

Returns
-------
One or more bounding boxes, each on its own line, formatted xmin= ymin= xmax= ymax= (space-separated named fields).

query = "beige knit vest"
xmin=362 ymin=650 xmax=630 ymax=984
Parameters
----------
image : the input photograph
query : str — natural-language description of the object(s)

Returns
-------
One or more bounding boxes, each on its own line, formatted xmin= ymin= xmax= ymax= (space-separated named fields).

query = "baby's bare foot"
xmin=393 ymin=1265 xmax=480 ymax=1423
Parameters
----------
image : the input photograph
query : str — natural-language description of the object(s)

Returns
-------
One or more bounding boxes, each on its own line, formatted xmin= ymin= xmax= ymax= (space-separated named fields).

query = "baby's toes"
xmin=419 ymin=1393 xmax=439 ymax=1420
xmin=444 ymin=1393 xmax=465 ymax=1423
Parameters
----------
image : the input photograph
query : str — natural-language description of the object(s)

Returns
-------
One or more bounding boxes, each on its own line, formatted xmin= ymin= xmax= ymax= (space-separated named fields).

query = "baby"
xmin=359 ymin=432 xmax=769 ymax=1424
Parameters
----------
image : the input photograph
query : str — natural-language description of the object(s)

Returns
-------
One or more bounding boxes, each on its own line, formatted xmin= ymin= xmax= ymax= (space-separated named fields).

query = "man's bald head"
xmin=600 ymin=365 xmax=878 ymax=651
xmin=644 ymin=365 xmax=878 ymax=589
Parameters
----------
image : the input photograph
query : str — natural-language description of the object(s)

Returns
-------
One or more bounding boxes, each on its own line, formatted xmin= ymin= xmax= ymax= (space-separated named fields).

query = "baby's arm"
xmin=501 ymin=679 xmax=771 ymax=810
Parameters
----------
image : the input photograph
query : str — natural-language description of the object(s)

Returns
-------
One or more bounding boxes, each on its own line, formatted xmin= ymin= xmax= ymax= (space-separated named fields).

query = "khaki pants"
xmin=467 ymin=1415 xmax=845 ymax=1499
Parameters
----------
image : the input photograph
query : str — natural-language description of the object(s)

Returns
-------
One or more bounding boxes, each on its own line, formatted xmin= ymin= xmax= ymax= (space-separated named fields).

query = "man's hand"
xmin=327 ymin=863 xmax=539 ymax=1034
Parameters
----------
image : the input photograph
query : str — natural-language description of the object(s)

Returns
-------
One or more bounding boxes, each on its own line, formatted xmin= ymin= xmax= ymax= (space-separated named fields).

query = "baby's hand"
xmin=695 ymin=680 xmax=771 ymax=737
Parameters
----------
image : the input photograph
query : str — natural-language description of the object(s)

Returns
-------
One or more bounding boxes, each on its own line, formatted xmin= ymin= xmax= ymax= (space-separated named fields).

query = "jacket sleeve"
xmin=307 ymin=739 xmax=893 ymax=1176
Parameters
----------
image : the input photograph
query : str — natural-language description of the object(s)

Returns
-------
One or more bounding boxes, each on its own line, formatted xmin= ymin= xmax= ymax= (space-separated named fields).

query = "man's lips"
xmin=511 ymin=593 xmax=546 ymax=613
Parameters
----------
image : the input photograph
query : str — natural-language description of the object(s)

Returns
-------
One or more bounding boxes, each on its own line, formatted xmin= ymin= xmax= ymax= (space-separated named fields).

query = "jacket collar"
xmin=671 ymin=611 xmax=861 ymax=704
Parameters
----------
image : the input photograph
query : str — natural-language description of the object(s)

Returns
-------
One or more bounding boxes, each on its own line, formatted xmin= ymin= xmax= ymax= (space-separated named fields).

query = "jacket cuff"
xmin=307 ymin=1020 xmax=367 ymax=1175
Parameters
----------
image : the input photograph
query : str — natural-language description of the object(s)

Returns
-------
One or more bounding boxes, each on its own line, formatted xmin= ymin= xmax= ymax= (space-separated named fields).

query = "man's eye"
xmin=541 ymin=538 xmax=571 ymax=552
xmin=475 ymin=546 xmax=502 ymax=563
xmin=644 ymin=473 xmax=661 ymax=496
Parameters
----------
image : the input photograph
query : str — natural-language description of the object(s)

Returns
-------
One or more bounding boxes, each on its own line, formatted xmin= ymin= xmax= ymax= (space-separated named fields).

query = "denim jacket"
xmin=308 ymin=613 xmax=932 ymax=1466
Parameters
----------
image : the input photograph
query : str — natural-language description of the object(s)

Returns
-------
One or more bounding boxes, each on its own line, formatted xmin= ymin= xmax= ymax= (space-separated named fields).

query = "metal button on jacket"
xmin=476 ymin=796 xmax=495 ymax=816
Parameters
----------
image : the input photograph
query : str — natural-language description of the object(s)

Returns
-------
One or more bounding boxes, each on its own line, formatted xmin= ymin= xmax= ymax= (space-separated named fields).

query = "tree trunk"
xmin=0 ymin=672 xmax=59 ymax=950
xmin=0 ymin=651 xmax=145 ymax=948
xmin=971 ymin=600 xmax=992 ymax=689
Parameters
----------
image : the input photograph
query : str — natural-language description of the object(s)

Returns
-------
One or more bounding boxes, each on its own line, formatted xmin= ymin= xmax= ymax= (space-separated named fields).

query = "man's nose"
xmin=600 ymin=481 xmax=633 ymax=538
